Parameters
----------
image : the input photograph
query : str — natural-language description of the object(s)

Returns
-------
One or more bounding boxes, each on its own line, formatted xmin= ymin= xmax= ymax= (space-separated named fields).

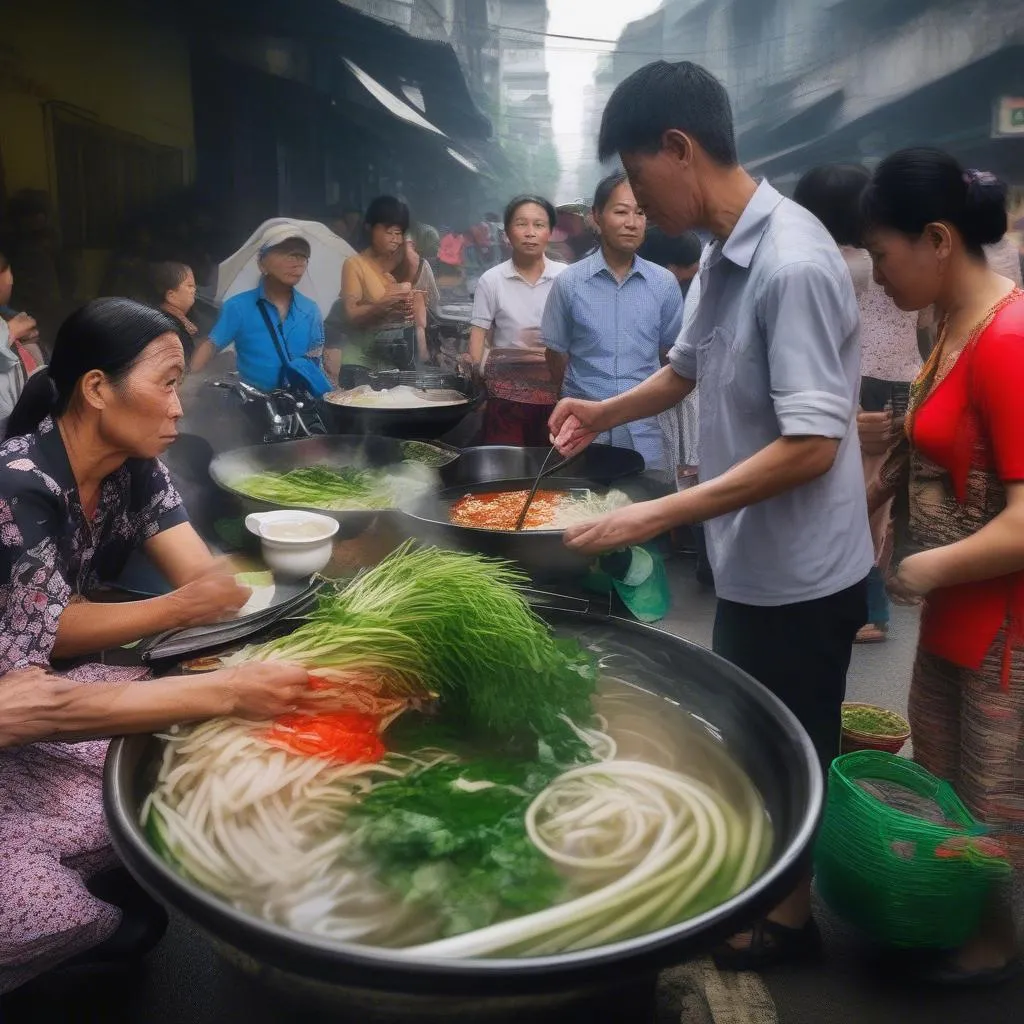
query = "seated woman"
xmin=330 ymin=196 xmax=426 ymax=385
xmin=0 ymin=297 xmax=309 ymax=989
xmin=0 ymin=661 xmax=307 ymax=992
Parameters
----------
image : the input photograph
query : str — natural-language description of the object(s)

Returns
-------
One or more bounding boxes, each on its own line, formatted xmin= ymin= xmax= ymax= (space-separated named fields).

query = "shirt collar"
xmin=588 ymin=248 xmax=646 ymax=282
xmin=720 ymin=180 xmax=784 ymax=269
xmin=502 ymin=257 xmax=559 ymax=283
xmin=257 ymin=279 xmax=304 ymax=317
xmin=35 ymin=415 xmax=76 ymax=490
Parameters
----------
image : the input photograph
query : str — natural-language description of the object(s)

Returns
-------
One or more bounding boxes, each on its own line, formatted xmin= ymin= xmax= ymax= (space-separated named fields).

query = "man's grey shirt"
xmin=669 ymin=180 xmax=873 ymax=606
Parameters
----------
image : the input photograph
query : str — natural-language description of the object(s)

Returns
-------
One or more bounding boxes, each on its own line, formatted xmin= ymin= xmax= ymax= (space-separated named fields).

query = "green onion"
xmin=234 ymin=465 xmax=395 ymax=510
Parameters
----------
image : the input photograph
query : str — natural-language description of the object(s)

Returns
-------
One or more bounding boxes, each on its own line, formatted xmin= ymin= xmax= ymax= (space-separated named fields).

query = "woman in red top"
xmin=866 ymin=149 xmax=1024 ymax=982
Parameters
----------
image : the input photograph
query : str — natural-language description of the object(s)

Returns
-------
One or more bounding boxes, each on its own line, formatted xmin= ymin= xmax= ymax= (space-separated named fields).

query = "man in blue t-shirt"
xmin=191 ymin=227 xmax=325 ymax=392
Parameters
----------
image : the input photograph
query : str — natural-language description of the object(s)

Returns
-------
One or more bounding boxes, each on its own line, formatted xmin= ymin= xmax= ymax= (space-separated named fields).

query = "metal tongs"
xmin=513 ymin=446 xmax=584 ymax=531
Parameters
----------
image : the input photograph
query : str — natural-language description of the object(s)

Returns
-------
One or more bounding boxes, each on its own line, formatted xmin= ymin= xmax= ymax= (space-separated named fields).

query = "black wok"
xmin=439 ymin=444 xmax=644 ymax=489
xmin=318 ymin=371 xmax=483 ymax=440
xmin=103 ymin=611 xmax=822 ymax=1020
xmin=209 ymin=434 xmax=458 ymax=539
xmin=399 ymin=474 xmax=672 ymax=580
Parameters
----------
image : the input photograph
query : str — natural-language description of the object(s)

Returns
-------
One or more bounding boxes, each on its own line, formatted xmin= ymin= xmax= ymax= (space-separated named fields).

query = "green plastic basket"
xmin=814 ymin=751 xmax=1010 ymax=949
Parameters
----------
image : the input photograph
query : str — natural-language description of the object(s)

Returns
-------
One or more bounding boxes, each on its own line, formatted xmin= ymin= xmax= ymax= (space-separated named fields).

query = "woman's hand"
xmin=217 ymin=662 xmax=311 ymax=720
xmin=887 ymin=551 xmax=941 ymax=605
xmin=6 ymin=313 xmax=37 ymax=345
xmin=166 ymin=564 xmax=250 ymax=628
xmin=857 ymin=409 xmax=894 ymax=457
xmin=563 ymin=498 xmax=674 ymax=555
xmin=549 ymin=398 xmax=608 ymax=457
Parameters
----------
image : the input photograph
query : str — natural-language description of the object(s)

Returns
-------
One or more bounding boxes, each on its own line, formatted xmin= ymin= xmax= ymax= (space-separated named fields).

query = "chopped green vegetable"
xmin=351 ymin=759 xmax=565 ymax=937
xmin=235 ymin=465 xmax=395 ymax=510
xmin=841 ymin=705 xmax=909 ymax=737
xmin=399 ymin=440 xmax=458 ymax=469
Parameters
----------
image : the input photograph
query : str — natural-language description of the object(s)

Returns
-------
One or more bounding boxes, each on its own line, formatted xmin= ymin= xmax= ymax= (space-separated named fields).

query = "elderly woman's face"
xmin=94 ymin=333 xmax=186 ymax=459
xmin=370 ymin=223 xmax=406 ymax=257
xmin=260 ymin=247 xmax=309 ymax=287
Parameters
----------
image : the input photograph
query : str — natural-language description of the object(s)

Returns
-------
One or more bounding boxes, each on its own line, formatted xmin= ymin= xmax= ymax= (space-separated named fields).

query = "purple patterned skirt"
xmin=0 ymin=663 xmax=150 ymax=993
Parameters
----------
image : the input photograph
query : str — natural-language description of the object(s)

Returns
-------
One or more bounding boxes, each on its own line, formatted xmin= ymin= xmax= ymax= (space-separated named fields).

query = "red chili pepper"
xmin=263 ymin=711 xmax=386 ymax=764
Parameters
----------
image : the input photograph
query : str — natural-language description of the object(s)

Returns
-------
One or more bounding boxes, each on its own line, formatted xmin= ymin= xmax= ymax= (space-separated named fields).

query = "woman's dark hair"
xmin=793 ymin=164 xmax=871 ymax=248
xmin=0 ymin=249 xmax=9 ymax=274
xmin=363 ymin=195 xmax=411 ymax=234
xmin=503 ymin=194 xmax=557 ymax=232
xmin=149 ymin=260 xmax=191 ymax=304
xmin=5 ymin=298 xmax=184 ymax=439
xmin=639 ymin=228 xmax=703 ymax=269
xmin=599 ymin=61 xmax=737 ymax=167
xmin=861 ymin=148 xmax=1008 ymax=257
xmin=593 ymin=170 xmax=630 ymax=213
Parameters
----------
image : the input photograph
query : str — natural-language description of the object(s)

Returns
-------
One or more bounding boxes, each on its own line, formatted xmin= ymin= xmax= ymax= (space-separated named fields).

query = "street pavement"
xmin=4 ymin=558 xmax=1022 ymax=1023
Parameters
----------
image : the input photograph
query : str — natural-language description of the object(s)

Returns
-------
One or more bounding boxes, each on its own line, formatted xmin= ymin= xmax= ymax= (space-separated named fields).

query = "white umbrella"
xmin=214 ymin=218 xmax=357 ymax=319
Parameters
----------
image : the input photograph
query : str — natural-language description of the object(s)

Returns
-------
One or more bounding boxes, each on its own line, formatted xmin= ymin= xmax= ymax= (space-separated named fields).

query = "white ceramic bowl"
xmin=244 ymin=511 xmax=339 ymax=579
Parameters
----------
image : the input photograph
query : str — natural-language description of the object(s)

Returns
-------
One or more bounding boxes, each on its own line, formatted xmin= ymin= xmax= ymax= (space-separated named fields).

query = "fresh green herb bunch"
xmin=251 ymin=543 xmax=598 ymax=757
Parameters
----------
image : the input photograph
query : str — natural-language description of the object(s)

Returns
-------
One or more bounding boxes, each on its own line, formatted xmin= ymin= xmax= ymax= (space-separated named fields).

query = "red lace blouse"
xmin=910 ymin=291 xmax=1024 ymax=680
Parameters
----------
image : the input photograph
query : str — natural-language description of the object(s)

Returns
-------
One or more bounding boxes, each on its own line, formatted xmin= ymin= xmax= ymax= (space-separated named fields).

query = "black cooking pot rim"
xmin=103 ymin=616 xmax=823 ymax=978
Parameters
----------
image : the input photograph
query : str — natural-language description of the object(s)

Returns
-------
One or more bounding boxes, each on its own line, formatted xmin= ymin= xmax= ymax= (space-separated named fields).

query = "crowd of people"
xmin=1 ymin=53 xmax=1024 ymax=1000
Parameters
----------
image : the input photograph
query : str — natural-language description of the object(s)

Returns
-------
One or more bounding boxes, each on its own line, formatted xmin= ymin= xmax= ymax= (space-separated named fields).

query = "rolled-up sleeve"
xmin=760 ymin=261 xmax=854 ymax=438
xmin=541 ymin=277 xmax=572 ymax=354
xmin=470 ymin=274 xmax=497 ymax=331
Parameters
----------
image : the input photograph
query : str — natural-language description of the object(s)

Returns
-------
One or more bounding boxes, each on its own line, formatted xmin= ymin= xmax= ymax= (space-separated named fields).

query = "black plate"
xmin=139 ymin=578 xmax=324 ymax=664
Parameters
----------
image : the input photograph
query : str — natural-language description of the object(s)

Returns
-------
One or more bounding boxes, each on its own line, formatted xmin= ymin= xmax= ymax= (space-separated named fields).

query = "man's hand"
xmin=549 ymin=398 xmax=608 ymax=457
xmin=563 ymin=498 xmax=674 ymax=555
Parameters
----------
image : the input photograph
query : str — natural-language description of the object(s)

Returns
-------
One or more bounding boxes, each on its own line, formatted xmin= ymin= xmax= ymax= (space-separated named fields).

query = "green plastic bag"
xmin=814 ymin=751 xmax=1010 ymax=949
xmin=583 ymin=545 xmax=671 ymax=623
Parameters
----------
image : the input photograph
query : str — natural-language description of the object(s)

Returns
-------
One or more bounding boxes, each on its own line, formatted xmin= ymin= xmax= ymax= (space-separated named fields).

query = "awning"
xmin=343 ymin=58 xmax=446 ymax=137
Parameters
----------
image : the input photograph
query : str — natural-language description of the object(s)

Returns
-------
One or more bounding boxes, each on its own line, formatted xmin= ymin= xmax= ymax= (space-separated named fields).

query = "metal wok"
xmin=319 ymin=370 xmax=484 ymax=440
xmin=439 ymin=444 xmax=644 ymax=489
xmin=103 ymin=611 xmax=822 ymax=1022
xmin=399 ymin=474 xmax=672 ymax=580
xmin=209 ymin=434 xmax=459 ymax=539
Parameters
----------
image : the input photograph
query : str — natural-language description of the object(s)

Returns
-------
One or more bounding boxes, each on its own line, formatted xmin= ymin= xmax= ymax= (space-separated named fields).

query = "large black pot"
xmin=208 ymin=434 xmax=458 ymax=540
xmin=439 ymin=444 xmax=644 ymax=489
xmin=400 ymin=474 xmax=673 ymax=579
xmin=318 ymin=374 xmax=483 ymax=440
xmin=103 ymin=612 xmax=823 ymax=1023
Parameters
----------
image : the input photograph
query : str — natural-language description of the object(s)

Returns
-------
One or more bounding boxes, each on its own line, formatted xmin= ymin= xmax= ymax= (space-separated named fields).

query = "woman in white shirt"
xmin=466 ymin=195 xmax=566 ymax=445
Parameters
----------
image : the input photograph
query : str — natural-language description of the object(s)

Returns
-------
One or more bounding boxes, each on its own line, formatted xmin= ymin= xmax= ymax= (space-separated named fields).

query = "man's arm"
xmin=563 ymin=260 xmax=854 ymax=553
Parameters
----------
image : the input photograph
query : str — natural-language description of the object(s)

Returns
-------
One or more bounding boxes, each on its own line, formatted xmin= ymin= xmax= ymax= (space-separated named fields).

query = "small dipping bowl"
xmin=244 ymin=510 xmax=339 ymax=579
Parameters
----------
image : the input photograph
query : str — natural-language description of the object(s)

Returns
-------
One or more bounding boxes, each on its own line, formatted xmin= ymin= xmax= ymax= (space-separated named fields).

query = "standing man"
xmin=542 ymin=171 xmax=684 ymax=474
xmin=549 ymin=60 xmax=872 ymax=969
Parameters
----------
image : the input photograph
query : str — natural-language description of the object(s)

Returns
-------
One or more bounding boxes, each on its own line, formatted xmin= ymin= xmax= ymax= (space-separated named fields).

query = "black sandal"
xmin=712 ymin=918 xmax=823 ymax=972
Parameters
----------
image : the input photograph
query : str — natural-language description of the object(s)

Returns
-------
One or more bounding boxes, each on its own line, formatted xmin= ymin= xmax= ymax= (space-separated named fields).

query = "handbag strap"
xmin=256 ymin=297 xmax=291 ymax=389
